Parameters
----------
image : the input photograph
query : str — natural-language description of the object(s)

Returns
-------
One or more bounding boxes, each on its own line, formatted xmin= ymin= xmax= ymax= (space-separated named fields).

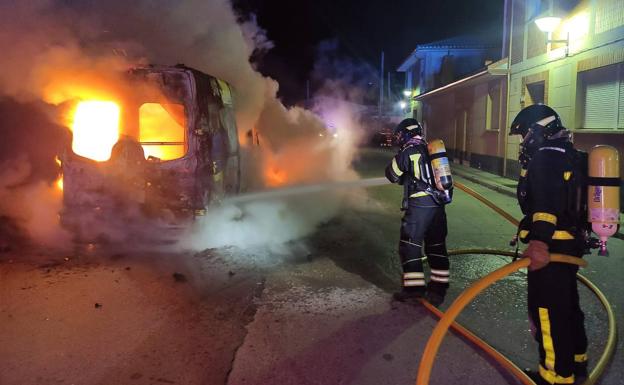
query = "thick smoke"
xmin=0 ymin=99 xmax=71 ymax=250
xmin=0 ymin=0 xmax=364 ymax=252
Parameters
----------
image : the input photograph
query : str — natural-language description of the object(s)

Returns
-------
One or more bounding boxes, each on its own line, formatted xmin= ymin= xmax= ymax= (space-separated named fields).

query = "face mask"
xmin=518 ymin=124 xmax=546 ymax=167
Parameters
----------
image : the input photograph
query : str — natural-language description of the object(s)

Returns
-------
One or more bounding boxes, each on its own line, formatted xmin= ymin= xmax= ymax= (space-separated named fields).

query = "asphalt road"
xmin=0 ymin=148 xmax=621 ymax=385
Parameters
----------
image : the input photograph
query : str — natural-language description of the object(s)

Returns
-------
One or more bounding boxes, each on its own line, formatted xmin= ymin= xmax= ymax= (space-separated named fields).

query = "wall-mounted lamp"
xmin=535 ymin=16 xmax=569 ymax=56
xmin=535 ymin=16 xmax=561 ymax=33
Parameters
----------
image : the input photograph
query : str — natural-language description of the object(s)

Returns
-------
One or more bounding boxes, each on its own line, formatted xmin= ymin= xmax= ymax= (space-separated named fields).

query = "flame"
xmin=55 ymin=174 xmax=63 ymax=190
xmin=71 ymin=101 xmax=120 ymax=161
xmin=266 ymin=167 xmax=287 ymax=187
xmin=139 ymin=103 xmax=186 ymax=160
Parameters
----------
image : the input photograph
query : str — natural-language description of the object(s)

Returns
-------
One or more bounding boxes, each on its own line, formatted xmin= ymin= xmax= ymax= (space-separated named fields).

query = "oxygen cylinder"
xmin=588 ymin=145 xmax=620 ymax=256
xmin=427 ymin=139 xmax=453 ymax=192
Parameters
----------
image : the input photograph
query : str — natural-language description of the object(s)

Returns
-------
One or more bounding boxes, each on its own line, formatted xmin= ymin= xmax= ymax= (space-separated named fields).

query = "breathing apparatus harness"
xmin=514 ymin=131 xmax=597 ymax=256
xmin=399 ymin=137 xmax=450 ymax=209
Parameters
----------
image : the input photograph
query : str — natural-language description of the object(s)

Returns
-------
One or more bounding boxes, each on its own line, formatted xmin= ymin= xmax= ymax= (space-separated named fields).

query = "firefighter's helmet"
xmin=510 ymin=104 xmax=563 ymax=138
xmin=510 ymin=104 xmax=567 ymax=167
xmin=394 ymin=118 xmax=423 ymax=146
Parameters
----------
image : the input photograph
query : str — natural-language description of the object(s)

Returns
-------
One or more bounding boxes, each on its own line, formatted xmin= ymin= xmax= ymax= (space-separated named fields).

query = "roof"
xmin=397 ymin=34 xmax=500 ymax=71
xmin=416 ymin=35 xmax=497 ymax=50
xmin=413 ymin=63 xmax=507 ymax=101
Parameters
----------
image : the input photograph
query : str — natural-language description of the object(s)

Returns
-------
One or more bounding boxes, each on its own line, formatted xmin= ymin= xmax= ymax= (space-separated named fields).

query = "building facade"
xmin=507 ymin=0 xmax=624 ymax=176
xmin=397 ymin=36 xmax=500 ymax=123
xmin=405 ymin=0 xmax=624 ymax=179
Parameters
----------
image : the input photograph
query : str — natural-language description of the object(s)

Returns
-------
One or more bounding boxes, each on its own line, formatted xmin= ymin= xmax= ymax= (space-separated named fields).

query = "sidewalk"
xmin=450 ymin=162 xmax=517 ymax=199
xmin=450 ymin=161 xmax=624 ymax=240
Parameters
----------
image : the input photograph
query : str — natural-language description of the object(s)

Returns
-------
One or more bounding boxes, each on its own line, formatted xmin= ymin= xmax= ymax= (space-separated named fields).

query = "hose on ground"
xmin=415 ymin=181 xmax=618 ymax=385
xmin=417 ymin=296 xmax=536 ymax=385
xmin=454 ymin=181 xmax=520 ymax=227
xmin=416 ymin=254 xmax=587 ymax=385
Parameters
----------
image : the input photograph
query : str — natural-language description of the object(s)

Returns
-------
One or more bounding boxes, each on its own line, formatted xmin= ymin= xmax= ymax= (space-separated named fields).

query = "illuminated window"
xmin=139 ymin=103 xmax=187 ymax=160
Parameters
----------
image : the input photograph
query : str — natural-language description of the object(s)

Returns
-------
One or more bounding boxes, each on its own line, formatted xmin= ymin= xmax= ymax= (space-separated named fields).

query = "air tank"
xmin=588 ymin=145 xmax=620 ymax=256
xmin=427 ymin=139 xmax=453 ymax=200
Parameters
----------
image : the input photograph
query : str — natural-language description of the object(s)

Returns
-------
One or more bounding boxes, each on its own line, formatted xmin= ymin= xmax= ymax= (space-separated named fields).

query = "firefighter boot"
xmin=574 ymin=361 xmax=588 ymax=384
xmin=393 ymin=287 xmax=425 ymax=303
xmin=426 ymin=281 xmax=448 ymax=306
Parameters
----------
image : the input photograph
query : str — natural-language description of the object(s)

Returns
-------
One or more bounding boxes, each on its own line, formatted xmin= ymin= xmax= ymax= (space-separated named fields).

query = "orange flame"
xmin=139 ymin=103 xmax=186 ymax=161
xmin=266 ymin=167 xmax=287 ymax=187
xmin=55 ymin=174 xmax=63 ymax=190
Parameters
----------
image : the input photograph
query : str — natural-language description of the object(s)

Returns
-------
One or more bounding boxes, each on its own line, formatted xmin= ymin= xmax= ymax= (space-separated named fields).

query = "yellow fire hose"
xmin=414 ymin=182 xmax=618 ymax=385
xmin=417 ymin=294 xmax=535 ymax=385
xmin=454 ymin=181 xmax=520 ymax=227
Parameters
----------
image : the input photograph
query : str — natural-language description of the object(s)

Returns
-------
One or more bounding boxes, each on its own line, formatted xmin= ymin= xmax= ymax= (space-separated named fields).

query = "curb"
xmin=451 ymin=168 xmax=516 ymax=199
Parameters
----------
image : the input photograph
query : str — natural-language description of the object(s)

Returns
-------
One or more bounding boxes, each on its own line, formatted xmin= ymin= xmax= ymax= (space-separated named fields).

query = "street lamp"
xmin=535 ymin=15 xmax=569 ymax=56
xmin=534 ymin=16 xmax=561 ymax=33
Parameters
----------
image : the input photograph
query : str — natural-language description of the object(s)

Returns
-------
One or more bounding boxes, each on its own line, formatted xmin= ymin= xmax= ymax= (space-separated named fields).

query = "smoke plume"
xmin=0 ymin=0 xmax=364 ymax=252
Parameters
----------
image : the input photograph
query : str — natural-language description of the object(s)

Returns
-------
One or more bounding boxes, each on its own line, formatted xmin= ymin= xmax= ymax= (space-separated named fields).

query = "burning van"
xmin=59 ymin=65 xmax=240 ymax=242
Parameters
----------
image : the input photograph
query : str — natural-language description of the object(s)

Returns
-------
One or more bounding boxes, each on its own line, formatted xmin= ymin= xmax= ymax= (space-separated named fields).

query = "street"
xmin=1 ymin=148 xmax=621 ymax=385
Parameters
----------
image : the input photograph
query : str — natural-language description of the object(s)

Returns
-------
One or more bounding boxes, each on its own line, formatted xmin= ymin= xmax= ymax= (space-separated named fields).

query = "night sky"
xmin=234 ymin=0 xmax=505 ymax=105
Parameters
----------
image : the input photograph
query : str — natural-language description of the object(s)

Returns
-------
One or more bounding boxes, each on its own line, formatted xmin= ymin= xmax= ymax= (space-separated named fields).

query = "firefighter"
xmin=510 ymin=104 xmax=588 ymax=385
xmin=385 ymin=118 xmax=451 ymax=305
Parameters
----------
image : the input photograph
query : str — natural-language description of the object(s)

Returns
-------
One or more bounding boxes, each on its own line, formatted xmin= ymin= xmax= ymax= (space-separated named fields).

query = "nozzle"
xmin=598 ymin=240 xmax=609 ymax=256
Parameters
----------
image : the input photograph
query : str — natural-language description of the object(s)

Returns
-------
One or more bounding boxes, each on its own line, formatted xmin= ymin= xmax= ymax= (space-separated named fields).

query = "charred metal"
xmin=60 ymin=65 xmax=240 ymax=242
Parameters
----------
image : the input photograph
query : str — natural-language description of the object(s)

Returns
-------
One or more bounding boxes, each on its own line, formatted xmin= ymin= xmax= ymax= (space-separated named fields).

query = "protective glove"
xmin=523 ymin=240 xmax=550 ymax=271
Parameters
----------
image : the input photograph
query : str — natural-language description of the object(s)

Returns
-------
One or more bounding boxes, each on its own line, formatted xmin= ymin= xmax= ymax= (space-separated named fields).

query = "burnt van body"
xmin=60 ymin=65 xmax=240 ymax=241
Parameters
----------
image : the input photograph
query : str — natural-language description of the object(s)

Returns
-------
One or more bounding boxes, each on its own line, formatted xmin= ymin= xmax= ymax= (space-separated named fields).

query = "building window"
xmin=525 ymin=81 xmax=546 ymax=106
xmin=578 ymin=63 xmax=624 ymax=130
xmin=486 ymin=83 xmax=501 ymax=131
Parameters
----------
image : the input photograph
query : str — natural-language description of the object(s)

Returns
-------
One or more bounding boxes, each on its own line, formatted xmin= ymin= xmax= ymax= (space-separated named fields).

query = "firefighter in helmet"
xmin=510 ymin=104 xmax=588 ymax=384
xmin=385 ymin=118 xmax=451 ymax=305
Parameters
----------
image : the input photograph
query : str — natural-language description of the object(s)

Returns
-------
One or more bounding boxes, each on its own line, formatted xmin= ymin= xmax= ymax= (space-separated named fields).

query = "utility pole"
xmin=379 ymin=51 xmax=384 ymax=117
xmin=387 ymin=71 xmax=391 ymax=106
xmin=306 ymin=79 xmax=310 ymax=102
xmin=503 ymin=0 xmax=514 ymax=177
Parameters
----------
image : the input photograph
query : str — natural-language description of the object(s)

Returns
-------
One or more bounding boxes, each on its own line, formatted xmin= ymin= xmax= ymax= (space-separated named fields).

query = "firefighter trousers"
xmin=398 ymin=202 xmax=449 ymax=293
xmin=527 ymin=240 xmax=588 ymax=384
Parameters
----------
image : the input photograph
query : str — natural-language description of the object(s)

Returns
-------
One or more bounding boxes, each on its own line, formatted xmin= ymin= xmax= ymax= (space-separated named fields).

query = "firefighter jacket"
xmin=385 ymin=137 xmax=438 ymax=206
xmin=517 ymin=139 xmax=586 ymax=246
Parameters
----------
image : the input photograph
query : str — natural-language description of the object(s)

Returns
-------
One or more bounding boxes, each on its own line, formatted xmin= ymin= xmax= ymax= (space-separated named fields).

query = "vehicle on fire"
xmin=59 ymin=65 xmax=240 ymax=242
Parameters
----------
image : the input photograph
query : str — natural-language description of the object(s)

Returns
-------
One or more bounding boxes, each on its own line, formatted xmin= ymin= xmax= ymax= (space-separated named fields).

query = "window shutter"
xmin=619 ymin=66 xmax=624 ymax=129
xmin=583 ymin=66 xmax=618 ymax=129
